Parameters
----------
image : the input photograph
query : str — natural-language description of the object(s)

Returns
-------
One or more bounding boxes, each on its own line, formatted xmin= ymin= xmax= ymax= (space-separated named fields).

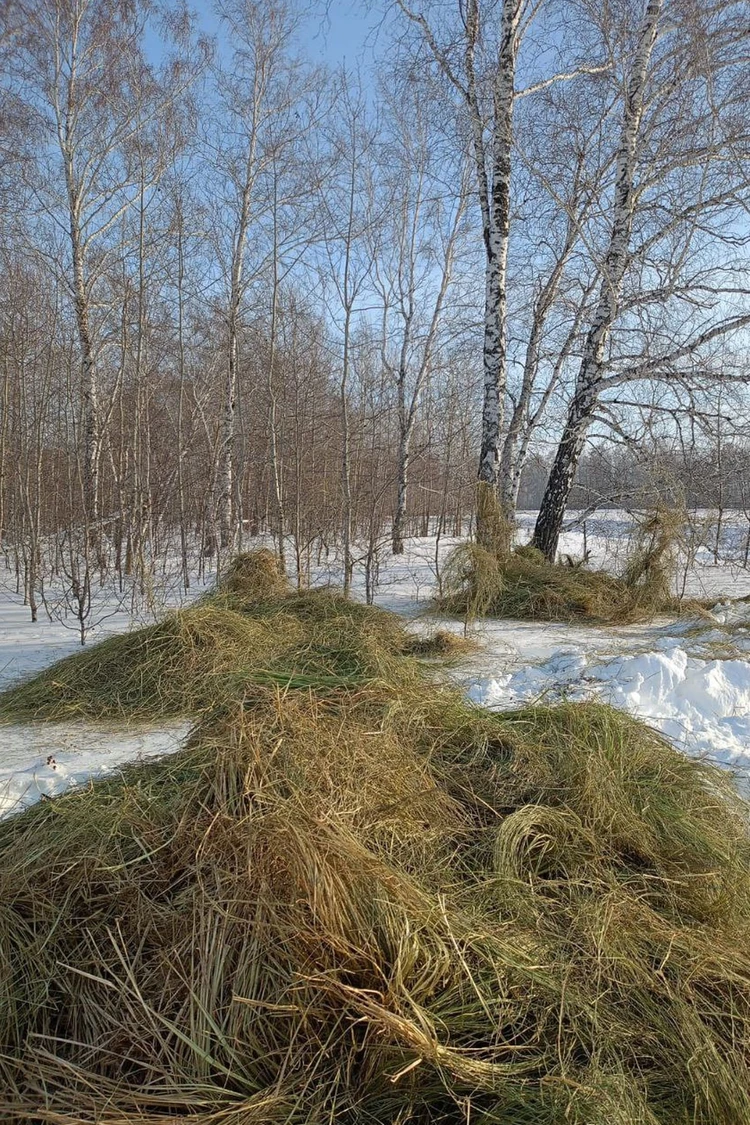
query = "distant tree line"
xmin=1 ymin=0 xmax=749 ymax=622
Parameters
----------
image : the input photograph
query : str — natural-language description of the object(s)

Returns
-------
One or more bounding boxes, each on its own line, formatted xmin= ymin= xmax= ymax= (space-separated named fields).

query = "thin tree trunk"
xmin=70 ymin=216 xmax=100 ymax=541
xmin=0 ymin=352 xmax=9 ymax=550
xmin=175 ymin=202 xmax=190 ymax=591
xmin=532 ymin=0 xmax=663 ymax=560
xmin=499 ymin=211 xmax=581 ymax=514
xmin=219 ymin=297 xmax=239 ymax=551
xmin=57 ymin=32 xmax=102 ymax=549
xmin=341 ymin=305 xmax=353 ymax=593
xmin=267 ymin=243 xmax=286 ymax=573
xmin=392 ymin=421 xmax=410 ymax=556
xmin=390 ymin=182 xmax=463 ymax=555
xmin=339 ymin=144 xmax=358 ymax=595
xmin=218 ymin=129 xmax=258 ymax=551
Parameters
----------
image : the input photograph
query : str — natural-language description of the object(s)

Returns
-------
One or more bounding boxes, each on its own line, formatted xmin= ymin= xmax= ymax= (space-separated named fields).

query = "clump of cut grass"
xmin=271 ymin=587 xmax=408 ymax=653
xmin=0 ymin=567 xmax=413 ymax=722
xmin=439 ymin=517 xmax=685 ymax=624
xmin=623 ymin=507 xmax=683 ymax=607
xmin=2 ymin=655 xmax=750 ymax=1121
xmin=407 ymin=628 xmax=476 ymax=658
xmin=0 ymin=604 xmax=293 ymax=720
xmin=439 ymin=541 xmax=505 ymax=620
xmin=476 ymin=479 xmax=513 ymax=558
xmin=219 ymin=547 xmax=289 ymax=602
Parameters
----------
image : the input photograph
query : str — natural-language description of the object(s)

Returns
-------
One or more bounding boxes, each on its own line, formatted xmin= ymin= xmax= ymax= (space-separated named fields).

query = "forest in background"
xmin=1 ymin=0 xmax=750 ymax=627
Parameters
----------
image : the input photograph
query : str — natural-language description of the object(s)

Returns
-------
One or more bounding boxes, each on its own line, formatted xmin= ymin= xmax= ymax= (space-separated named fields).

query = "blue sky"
xmin=301 ymin=0 xmax=384 ymax=65
xmin=187 ymin=0 xmax=383 ymax=66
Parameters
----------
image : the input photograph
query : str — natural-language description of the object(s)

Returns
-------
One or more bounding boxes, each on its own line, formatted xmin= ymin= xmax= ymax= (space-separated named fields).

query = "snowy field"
xmin=0 ymin=565 xmax=213 ymax=817
xmin=2 ymin=510 xmax=750 ymax=816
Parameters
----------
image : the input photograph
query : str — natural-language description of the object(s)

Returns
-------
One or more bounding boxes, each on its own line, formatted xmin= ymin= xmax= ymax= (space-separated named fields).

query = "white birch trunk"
xmin=218 ymin=116 xmax=258 ymax=551
xmin=392 ymin=378 xmax=411 ymax=556
xmin=267 ymin=219 xmax=286 ymax=573
xmin=474 ymin=0 xmax=520 ymax=502
xmin=69 ymin=215 xmax=100 ymax=536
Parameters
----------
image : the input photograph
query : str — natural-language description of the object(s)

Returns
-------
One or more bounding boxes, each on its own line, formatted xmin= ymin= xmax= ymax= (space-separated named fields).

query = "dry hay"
xmin=2 ymin=665 xmax=750 ymax=1120
xmin=475 ymin=480 xmax=513 ymax=559
xmin=439 ymin=543 xmax=505 ymax=621
xmin=407 ymin=629 xmax=476 ymax=658
xmin=438 ymin=523 xmax=686 ymax=625
xmin=2 ymin=549 xmax=748 ymax=1122
xmin=219 ymin=548 xmax=290 ymax=603
xmin=622 ymin=508 xmax=684 ymax=608
xmin=0 ymin=560 xmax=412 ymax=723
xmin=0 ymin=604 xmax=303 ymax=720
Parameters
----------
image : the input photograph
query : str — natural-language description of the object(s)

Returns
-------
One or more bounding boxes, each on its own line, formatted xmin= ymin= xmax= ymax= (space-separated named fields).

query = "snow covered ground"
xmin=0 ymin=722 xmax=191 ymax=818
xmin=0 ymin=567 xmax=212 ymax=818
xmin=462 ymin=622 xmax=750 ymax=779
xmin=2 ymin=512 xmax=750 ymax=816
xmin=337 ymin=522 xmax=750 ymax=784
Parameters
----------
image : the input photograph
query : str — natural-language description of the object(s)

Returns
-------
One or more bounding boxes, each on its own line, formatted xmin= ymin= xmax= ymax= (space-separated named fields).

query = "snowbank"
xmin=0 ymin=721 xmax=192 ymax=819
xmin=468 ymin=639 xmax=750 ymax=777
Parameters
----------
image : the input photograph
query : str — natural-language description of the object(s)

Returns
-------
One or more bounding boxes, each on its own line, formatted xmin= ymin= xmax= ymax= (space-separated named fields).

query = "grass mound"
xmin=2 ymin=673 xmax=750 ymax=1121
xmin=3 ymin=550 xmax=749 ymax=1121
xmin=439 ymin=507 xmax=690 ymax=625
xmin=439 ymin=541 xmax=682 ymax=624
xmin=220 ymin=548 xmax=290 ymax=602
xmin=0 ymin=570 xmax=412 ymax=722
xmin=0 ymin=605 xmax=302 ymax=720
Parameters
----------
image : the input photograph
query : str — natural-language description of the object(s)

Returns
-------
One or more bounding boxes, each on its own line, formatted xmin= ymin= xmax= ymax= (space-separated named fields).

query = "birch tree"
xmin=532 ymin=0 xmax=750 ymax=559
xmin=392 ymin=0 xmax=523 ymax=542
xmin=497 ymin=77 xmax=612 ymax=512
xmin=260 ymin=128 xmax=325 ymax=569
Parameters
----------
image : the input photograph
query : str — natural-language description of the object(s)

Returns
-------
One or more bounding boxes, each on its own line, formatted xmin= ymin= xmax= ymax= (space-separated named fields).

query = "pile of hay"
xmin=0 ymin=566 xmax=411 ymax=722
xmin=0 ymin=605 xmax=306 ymax=720
xmin=2 ymin=557 xmax=750 ymax=1121
xmin=622 ymin=508 xmax=683 ymax=607
xmin=439 ymin=538 xmax=684 ymax=625
xmin=476 ymin=479 xmax=513 ymax=557
xmin=407 ymin=628 xmax=475 ymax=658
xmin=218 ymin=547 xmax=290 ymax=604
